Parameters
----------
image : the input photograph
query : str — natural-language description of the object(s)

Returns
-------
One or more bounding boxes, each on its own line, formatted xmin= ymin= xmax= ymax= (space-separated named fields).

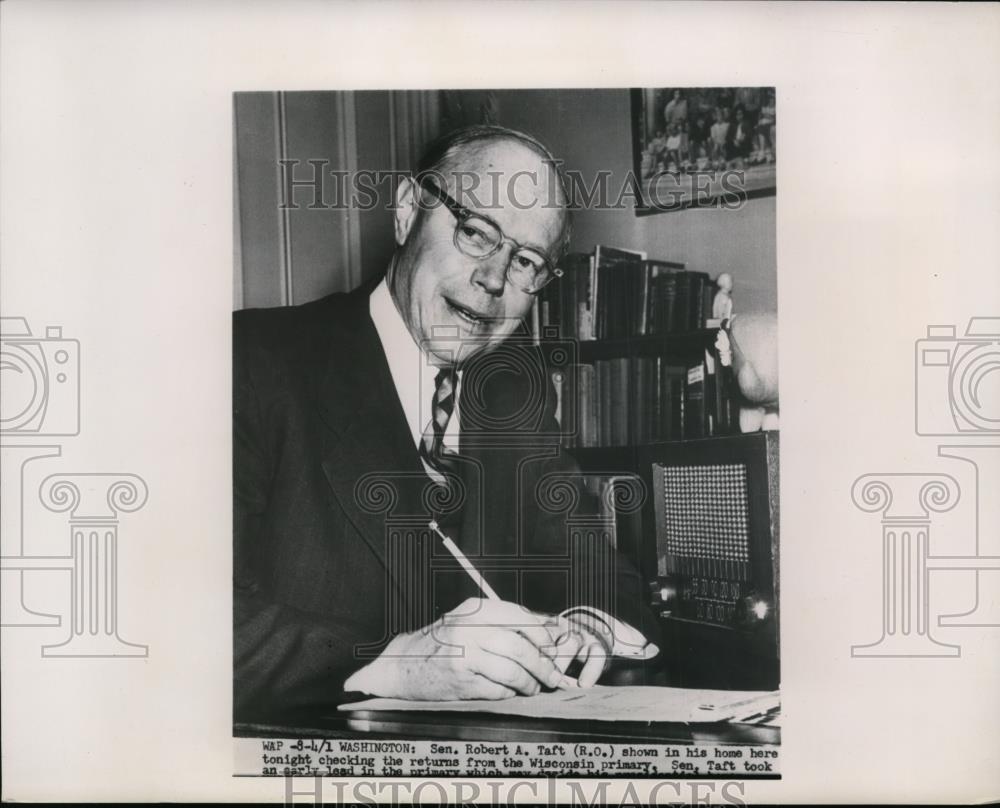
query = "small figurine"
xmin=712 ymin=272 xmax=734 ymax=322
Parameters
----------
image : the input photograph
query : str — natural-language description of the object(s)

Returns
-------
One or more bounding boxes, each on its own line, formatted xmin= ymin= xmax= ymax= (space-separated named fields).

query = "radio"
xmin=640 ymin=432 xmax=779 ymax=689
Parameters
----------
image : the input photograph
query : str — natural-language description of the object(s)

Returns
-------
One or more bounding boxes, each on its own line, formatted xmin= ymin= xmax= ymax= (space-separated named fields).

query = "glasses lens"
xmin=454 ymin=215 xmax=501 ymax=258
xmin=509 ymin=249 xmax=551 ymax=293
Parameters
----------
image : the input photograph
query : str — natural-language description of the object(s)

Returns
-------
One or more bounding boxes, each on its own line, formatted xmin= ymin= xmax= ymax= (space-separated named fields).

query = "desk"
xmin=236 ymin=660 xmax=779 ymax=748
xmin=236 ymin=709 xmax=779 ymax=746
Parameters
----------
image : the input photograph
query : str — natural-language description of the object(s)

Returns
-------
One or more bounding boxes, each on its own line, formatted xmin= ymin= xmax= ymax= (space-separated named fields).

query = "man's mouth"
xmin=445 ymin=298 xmax=493 ymax=328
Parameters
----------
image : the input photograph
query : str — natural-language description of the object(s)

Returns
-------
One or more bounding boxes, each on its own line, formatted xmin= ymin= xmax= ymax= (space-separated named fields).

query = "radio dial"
xmin=737 ymin=594 xmax=771 ymax=627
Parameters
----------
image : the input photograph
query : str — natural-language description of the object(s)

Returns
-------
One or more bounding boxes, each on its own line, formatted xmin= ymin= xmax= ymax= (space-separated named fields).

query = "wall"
xmin=492 ymin=89 xmax=777 ymax=316
xmin=233 ymin=91 xmax=439 ymax=309
xmin=234 ymin=89 xmax=777 ymax=316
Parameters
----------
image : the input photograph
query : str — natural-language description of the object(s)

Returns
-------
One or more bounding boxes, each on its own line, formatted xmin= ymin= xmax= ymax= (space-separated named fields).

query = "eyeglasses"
xmin=416 ymin=177 xmax=563 ymax=295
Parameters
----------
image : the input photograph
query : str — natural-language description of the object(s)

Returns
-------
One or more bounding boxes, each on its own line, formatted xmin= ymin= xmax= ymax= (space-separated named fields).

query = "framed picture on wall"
xmin=631 ymin=87 xmax=776 ymax=215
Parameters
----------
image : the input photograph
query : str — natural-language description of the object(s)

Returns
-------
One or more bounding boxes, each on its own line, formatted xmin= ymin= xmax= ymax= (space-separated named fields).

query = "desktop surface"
xmin=235 ymin=706 xmax=779 ymax=746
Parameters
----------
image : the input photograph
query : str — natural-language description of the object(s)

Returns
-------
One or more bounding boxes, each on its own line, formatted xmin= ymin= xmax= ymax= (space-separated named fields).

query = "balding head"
xmin=389 ymin=126 xmax=570 ymax=365
xmin=415 ymin=125 xmax=572 ymax=255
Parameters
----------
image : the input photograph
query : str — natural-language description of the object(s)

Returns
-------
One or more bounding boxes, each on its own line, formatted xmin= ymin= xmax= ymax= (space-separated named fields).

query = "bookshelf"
xmin=575 ymin=329 xmax=719 ymax=362
xmin=539 ymin=246 xmax=779 ymax=690
xmin=539 ymin=247 xmax=739 ymax=449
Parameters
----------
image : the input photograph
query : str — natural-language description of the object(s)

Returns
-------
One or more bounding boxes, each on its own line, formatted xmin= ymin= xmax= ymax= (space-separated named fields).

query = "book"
xmin=598 ymin=360 xmax=612 ymax=447
xmin=647 ymin=261 xmax=686 ymax=334
xmin=594 ymin=245 xmax=646 ymax=339
xmin=577 ymin=363 xmax=596 ymax=447
xmin=629 ymin=357 xmax=644 ymax=444
xmin=704 ymin=348 xmax=716 ymax=436
xmin=685 ymin=360 xmax=707 ymax=439
xmin=689 ymin=271 xmax=711 ymax=331
xmin=659 ymin=361 xmax=687 ymax=440
xmin=610 ymin=358 xmax=629 ymax=446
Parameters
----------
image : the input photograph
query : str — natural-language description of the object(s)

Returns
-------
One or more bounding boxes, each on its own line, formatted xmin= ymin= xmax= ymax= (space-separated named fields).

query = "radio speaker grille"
xmin=656 ymin=462 xmax=751 ymax=579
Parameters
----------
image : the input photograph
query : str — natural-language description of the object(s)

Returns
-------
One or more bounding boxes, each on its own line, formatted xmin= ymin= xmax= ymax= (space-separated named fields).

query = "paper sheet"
xmin=339 ymin=686 xmax=780 ymax=724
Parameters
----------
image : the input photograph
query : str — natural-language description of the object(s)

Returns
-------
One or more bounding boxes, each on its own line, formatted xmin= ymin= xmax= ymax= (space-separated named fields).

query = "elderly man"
xmin=234 ymin=125 xmax=658 ymax=722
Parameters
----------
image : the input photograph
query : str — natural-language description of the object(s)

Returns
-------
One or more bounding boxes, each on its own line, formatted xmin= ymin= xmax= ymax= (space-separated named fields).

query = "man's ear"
xmin=393 ymin=176 xmax=419 ymax=246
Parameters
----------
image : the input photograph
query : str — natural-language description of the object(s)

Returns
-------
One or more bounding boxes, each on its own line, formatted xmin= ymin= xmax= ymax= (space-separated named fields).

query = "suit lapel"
xmin=314 ymin=289 xmax=425 ymax=579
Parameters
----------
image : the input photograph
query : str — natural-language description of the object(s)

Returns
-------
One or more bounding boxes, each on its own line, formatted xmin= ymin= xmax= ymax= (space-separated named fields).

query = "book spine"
xmin=577 ymin=257 xmax=591 ymax=340
xmin=660 ymin=364 xmax=686 ymax=440
xmin=587 ymin=363 xmax=599 ymax=447
xmin=648 ymin=264 xmax=660 ymax=336
xmin=662 ymin=271 xmax=678 ymax=333
xmin=612 ymin=358 xmax=629 ymax=446
xmin=685 ymin=360 xmax=706 ymax=439
xmin=562 ymin=260 xmax=577 ymax=340
xmin=675 ymin=271 xmax=691 ymax=333
xmin=586 ymin=254 xmax=597 ymax=340
xmin=652 ymin=356 xmax=662 ymax=442
xmin=638 ymin=264 xmax=651 ymax=336
xmin=578 ymin=363 xmax=594 ymax=447
xmin=598 ymin=360 xmax=611 ymax=447
xmin=704 ymin=347 xmax=717 ymax=437
xmin=628 ymin=357 xmax=639 ymax=444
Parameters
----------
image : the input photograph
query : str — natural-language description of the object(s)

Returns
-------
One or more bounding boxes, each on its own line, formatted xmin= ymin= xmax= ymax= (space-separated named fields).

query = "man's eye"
xmin=514 ymin=253 xmax=545 ymax=273
xmin=459 ymin=224 xmax=491 ymax=245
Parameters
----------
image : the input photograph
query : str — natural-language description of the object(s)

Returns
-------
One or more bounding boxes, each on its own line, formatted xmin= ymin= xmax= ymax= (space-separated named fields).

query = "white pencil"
xmin=427 ymin=520 xmax=579 ymax=690
xmin=428 ymin=519 xmax=501 ymax=601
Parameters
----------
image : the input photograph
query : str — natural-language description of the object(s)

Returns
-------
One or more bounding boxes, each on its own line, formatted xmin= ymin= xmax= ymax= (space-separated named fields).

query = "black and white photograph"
xmin=3 ymin=3 xmax=999 ymax=804
xmin=232 ymin=89 xmax=780 ymax=777
xmin=632 ymin=87 xmax=777 ymax=213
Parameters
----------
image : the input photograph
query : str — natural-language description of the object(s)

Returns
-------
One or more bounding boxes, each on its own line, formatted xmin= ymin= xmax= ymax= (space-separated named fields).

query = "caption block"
xmin=235 ymin=738 xmax=780 ymax=778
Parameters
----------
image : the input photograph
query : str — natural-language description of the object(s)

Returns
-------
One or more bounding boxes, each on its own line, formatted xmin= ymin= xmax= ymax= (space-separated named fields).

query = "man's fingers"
xmin=468 ymin=645 xmax=543 ymax=695
xmin=551 ymin=631 xmax=584 ymax=674
xmin=577 ymin=640 xmax=609 ymax=688
xmin=514 ymin=621 xmax=563 ymax=656
xmin=482 ymin=630 xmax=564 ymax=690
xmin=468 ymin=677 xmax=518 ymax=701
xmin=549 ymin=626 xmax=609 ymax=687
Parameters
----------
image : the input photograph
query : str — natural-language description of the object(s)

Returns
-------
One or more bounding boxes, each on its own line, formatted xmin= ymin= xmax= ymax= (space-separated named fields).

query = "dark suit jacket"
xmin=234 ymin=282 xmax=658 ymax=723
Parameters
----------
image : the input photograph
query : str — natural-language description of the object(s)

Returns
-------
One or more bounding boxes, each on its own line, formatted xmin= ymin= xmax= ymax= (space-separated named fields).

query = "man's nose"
xmin=470 ymin=247 xmax=510 ymax=296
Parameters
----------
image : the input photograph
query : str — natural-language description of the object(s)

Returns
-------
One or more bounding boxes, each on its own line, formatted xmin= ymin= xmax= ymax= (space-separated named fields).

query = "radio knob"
xmin=737 ymin=595 xmax=771 ymax=627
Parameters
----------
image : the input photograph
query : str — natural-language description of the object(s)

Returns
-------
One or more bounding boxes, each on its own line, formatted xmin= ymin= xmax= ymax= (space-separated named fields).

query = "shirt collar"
xmin=369 ymin=277 xmax=460 ymax=450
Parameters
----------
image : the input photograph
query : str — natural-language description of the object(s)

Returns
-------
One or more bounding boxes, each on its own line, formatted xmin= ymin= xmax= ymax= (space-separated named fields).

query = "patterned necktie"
xmin=419 ymin=366 xmax=458 ymax=478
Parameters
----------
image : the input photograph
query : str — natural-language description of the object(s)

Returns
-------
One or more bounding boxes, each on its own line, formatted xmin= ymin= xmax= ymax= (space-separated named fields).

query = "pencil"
xmin=429 ymin=519 xmax=501 ymax=601
xmin=428 ymin=519 xmax=579 ymax=690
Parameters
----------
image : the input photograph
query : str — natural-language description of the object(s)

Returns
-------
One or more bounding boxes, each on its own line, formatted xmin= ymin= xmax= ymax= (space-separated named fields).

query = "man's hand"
xmin=552 ymin=611 xmax=615 ymax=689
xmin=344 ymin=598 xmax=570 ymax=701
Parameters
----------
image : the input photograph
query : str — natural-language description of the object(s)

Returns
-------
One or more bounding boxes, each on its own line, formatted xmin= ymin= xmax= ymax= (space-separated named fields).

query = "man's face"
xmin=389 ymin=140 xmax=566 ymax=366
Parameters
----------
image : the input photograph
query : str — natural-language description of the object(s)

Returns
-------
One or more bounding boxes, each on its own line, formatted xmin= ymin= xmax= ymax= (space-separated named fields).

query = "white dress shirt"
xmin=369 ymin=278 xmax=460 ymax=468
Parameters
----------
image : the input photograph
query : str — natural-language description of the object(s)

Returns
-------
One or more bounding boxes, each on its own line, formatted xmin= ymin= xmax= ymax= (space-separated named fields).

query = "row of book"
xmin=554 ymin=347 xmax=738 ymax=448
xmin=536 ymin=245 xmax=718 ymax=341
